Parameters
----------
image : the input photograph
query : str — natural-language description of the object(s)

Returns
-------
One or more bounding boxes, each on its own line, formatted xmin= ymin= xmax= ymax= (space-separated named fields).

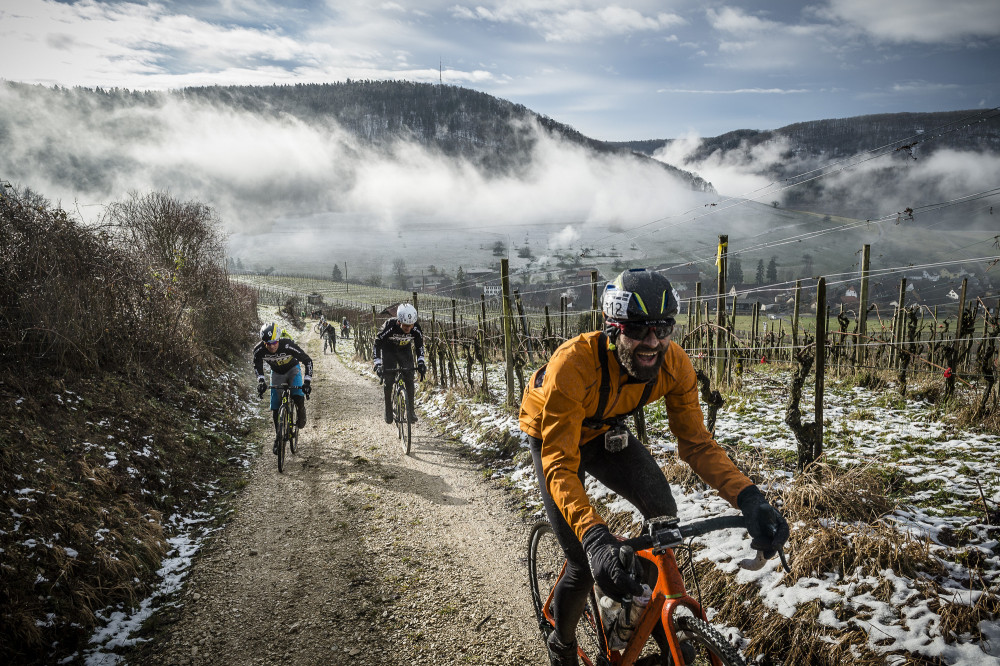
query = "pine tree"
xmin=766 ymin=256 xmax=778 ymax=283
xmin=331 ymin=264 xmax=343 ymax=281
xmin=728 ymin=257 xmax=744 ymax=285
xmin=756 ymin=259 xmax=765 ymax=285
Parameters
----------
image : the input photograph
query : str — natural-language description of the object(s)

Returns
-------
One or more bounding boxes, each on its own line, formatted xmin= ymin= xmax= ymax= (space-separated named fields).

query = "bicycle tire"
xmin=402 ymin=382 xmax=412 ymax=455
xmin=393 ymin=382 xmax=404 ymax=441
xmin=288 ymin=402 xmax=298 ymax=455
xmin=276 ymin=403 xmax=288 ymax=473
xmin=673 ymin=615 xmax=745 ymax=666
xmin=527 ymin=522 xmax=606 ymax=663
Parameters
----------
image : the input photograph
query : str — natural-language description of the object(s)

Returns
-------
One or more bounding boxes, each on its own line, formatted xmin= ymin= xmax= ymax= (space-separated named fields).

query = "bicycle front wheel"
xmin=673 ymin=615 xmax=745 ymax=666
xmin=394 ymin=383 xmax=410 ymax=454
xmin=527 ymin=522 xmax=606 ymax=662
xmin=276 ymin=404 xmax=289 ymax=473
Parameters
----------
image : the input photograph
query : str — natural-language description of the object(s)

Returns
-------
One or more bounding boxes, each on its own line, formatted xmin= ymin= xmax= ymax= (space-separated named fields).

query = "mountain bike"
xmin=269 ymin=382 xmax=300 ymax=473
xmin=528 ymin=515 xmax=788 ymax=666
xmin=381 ymin=366 xmax=417 ymax=455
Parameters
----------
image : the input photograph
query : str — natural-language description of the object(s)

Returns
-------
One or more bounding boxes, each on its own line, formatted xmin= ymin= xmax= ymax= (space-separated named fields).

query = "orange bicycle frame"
xmin=542 ymin=546 xmax=722 ymax=666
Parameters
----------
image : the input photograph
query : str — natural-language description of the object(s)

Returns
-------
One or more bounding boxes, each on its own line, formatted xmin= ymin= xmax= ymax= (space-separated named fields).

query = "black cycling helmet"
xmin=260 ymin=322 xmax=280 ymax=343
xmin=602 ymin=268 xmax=679 ymax=323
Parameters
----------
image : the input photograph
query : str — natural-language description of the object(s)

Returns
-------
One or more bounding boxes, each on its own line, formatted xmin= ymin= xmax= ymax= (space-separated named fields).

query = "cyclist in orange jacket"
xmin=519 ymin=268 xmax=788 ymax=666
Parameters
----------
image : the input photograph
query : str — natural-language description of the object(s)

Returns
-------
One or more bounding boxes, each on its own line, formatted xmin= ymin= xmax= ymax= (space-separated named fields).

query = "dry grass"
xmin=780 ymin=462 xmax=896 ymax=523
xmin=0 ymin=185 xmax=260 ymax=664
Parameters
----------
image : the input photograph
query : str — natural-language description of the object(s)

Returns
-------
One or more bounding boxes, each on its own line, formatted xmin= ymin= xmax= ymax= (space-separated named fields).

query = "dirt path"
xmin=138 ymin=330 xmax=546 ymax=665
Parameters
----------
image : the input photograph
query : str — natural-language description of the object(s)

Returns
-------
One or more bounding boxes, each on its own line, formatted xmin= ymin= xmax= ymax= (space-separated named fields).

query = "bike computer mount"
xmin=646 ymin=516 xmax=683 ymax=555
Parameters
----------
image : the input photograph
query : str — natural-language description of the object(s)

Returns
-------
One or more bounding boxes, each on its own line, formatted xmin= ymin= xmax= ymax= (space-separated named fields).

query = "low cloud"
xmin=652 ymin=128 xmax=1000 ymax=229
xmin=0 ymin=83 xmax=703 ymax=263
xmin=652 ymin=130 xmax=786 ymax=196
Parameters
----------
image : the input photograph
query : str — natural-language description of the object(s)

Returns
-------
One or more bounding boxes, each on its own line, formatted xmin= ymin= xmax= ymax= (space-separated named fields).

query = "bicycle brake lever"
xmin=778 ymin=546 xmax=791 ymax=573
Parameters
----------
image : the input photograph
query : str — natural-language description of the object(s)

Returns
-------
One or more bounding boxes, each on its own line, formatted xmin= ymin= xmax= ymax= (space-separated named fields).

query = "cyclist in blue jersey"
xmin=253 ymin=322 xmax=314 ymax=454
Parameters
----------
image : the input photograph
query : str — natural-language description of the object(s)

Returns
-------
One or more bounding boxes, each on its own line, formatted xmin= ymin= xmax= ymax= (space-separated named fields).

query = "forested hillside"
xmin=0 ymin=80 xmax=713 ymax=193
xmin=610 ymin=109 xmax=1000 ymax=218
xmin=612 ymin=109 xmax=1000 ymax=163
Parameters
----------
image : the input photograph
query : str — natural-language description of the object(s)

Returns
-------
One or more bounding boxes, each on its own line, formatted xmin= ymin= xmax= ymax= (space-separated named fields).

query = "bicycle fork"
xmin=629 ymin=548 xmax=722 ymax=666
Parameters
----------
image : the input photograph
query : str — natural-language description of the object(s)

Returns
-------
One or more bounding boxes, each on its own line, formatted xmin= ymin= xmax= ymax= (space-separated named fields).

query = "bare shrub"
xmin=1 ymin=186 xmax=257 ymax=379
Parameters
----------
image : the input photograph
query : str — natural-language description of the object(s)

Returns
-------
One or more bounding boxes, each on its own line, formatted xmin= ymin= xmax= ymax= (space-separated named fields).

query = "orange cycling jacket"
xmin=519 ymin=331 xmax=753 ymax=542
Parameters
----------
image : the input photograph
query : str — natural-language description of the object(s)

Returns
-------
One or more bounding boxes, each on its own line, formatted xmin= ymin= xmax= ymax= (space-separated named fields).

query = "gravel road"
xmin=139 ymin=331 xmax=547 ymax=665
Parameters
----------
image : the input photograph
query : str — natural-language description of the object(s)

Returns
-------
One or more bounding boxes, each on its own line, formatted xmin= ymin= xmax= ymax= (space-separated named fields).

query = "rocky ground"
xmin=135 ymin=330 xmax=546 ymax=665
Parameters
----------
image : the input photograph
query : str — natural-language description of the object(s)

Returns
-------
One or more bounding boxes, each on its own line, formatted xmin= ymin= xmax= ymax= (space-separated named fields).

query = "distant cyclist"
xmin=341 ymin=316 xmax=350 ymax=339
xmin=254 ymin=323 xmax=314 ymax=454
xmin=372 ymin=304 xmax=426 ymax=424
xmin=322 ymin=319 xmax=337 ymax=354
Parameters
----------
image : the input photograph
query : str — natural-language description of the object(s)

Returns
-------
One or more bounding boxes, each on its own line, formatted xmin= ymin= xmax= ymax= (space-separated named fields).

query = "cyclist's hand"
xmin=373 ymin=361 xmax=383 ymax=378
xmin=582 ymin=524 xmax=643 ymax=602
xmin=417 ymin=359 xmax=426 ymax=381
xmin=302 ymin=379 xmax=311 ymax=398
xmin=257 ymin=378 xmax=267 ymax=398
xmin=738 ymin=485 xmax=790 ymax=558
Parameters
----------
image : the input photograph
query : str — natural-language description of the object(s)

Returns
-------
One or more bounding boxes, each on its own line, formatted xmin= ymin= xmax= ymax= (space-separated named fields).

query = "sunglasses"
xmin=612 ymin=320 xmax=674 ymax=340
xmin=265 ymin=339 xmax=279 ymax=346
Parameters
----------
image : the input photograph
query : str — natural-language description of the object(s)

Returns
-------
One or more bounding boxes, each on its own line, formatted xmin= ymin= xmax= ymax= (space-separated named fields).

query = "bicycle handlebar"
xmin=266 ymin=383 xmax=310 ymax=399
xmin=621 ymin=515 xmax=746 ymax=552
xmin=621 ymin=514 xmax=791 ymax=573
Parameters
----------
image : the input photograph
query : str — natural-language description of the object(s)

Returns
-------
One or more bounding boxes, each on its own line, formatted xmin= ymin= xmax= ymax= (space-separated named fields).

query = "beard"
xmin=615 ymin=343 xmax=664 ymax=383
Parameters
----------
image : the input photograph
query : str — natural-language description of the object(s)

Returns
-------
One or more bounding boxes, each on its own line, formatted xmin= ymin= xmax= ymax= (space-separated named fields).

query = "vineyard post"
xmin=957 ymin=278 xmax=969 ymax=372
xmin=544 ymin=305 xmax=552 ymax=356
xmin=478 ymin=305 xmax=488 ymax=395
xmin=814 ymin=277 xmax=826 ymax=462
xmin=715 ymin=235 xmax=728 ymax=384
xmin=728 ymin=292 xmax=737 ymax=385
xmin=838 ymin=303 xmax=845 ymax=378
xmin=451 ymin=299 xmax=459 ymax=387
xmin=560 ymin=296 xmax=566 ymax=340
xmin=892 ymin=278 xmax=907 ymax=369
xmin=686 ymin=287 xmax=694 ymax=343
xmin=752 ymin=301 xmax=760 ymax=360
xmin=694 ymin=282 xmax=702 ymax=369
xmin=591 ymin=271 xmax=600 ymax=332
xmin=480 ymin=295 xmax=488 ymax=394
xmin=932 ymin=306 xmax=940 ymax=368
xmin=431 ymin=310 xmax=438 ymax=385
xmin=792 ymin=280 xmax=802 ymax=357
xmin=501 ymin=258 xmax=515 ymax=407
xmin=514 ymin=289 xmax=534 ymax=363
xmin=704 ymin=300 xmax=711 ymax=373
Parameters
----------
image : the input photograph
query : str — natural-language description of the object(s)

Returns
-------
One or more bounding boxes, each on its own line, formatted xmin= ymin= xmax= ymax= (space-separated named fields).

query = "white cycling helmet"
xmin=397 ymin=303 xmax=418 ymax=326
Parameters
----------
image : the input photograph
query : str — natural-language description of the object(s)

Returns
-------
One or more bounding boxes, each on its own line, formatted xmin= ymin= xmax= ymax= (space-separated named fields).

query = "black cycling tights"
xmin=528 ymin=432 xmax=677 ymax=646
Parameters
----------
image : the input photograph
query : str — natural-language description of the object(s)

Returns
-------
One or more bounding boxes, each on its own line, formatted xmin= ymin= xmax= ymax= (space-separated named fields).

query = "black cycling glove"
xmin=417 ymin=359 xmax=426 ymax=380
xmin=582 ymin=524 xmax=643 ymax=602
xmin=257 ymin=378 xmax=267 ymax=398
xmin=738 ymin=485 xmax=790 ymax=558
xmin=302 ymin=379 xmax=311 ymax=398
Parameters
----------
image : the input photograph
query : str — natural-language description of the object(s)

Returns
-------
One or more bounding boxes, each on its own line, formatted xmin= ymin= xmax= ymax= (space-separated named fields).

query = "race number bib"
xmin=604 ymin=289 xmax=633 ymax=319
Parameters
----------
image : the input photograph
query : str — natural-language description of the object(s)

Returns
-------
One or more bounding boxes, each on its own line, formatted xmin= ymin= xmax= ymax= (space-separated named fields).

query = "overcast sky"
xmin=2 ymin=0 xmax=998 ymax=141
